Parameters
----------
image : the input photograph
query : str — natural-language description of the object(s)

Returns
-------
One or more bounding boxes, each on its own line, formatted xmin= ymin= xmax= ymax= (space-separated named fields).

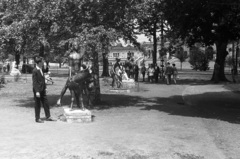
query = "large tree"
xmin=164 ymin=0 xmax=240 ymax=81
xmin=135 ymin=0 xmax=166 ymax=64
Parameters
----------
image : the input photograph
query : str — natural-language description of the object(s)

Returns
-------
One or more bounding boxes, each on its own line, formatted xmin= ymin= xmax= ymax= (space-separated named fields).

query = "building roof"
xmin=110 ymin=43 xmax=139 ymax=51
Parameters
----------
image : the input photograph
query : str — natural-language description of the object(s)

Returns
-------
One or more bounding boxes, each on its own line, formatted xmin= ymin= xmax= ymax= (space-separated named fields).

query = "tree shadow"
xmin=14 ymin=89 xmax=240 ymax=124
xmin=140 ymin=79 xmax=214 ymax=86
xmin=141 ymin=91 xmax=240 ymax=124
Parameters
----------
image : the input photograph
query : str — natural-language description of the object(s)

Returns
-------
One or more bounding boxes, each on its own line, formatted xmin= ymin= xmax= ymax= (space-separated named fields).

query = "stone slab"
xmin=122 ymin=82 xmax=138 ymax=89
xmin=64 ymin=115 xmax=92 ymax=123
xmin=63 ymin=107 xmax=91 ymax=116
xmin=63 ymin=107 xmax=92 ymax=123
xmin=109 ymin=89 xmax=130 ymax=93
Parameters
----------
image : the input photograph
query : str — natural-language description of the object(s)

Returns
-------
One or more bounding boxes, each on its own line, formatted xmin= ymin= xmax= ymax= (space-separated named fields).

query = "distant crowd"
xmin=111 ymin=57 xmax=179 ymax=86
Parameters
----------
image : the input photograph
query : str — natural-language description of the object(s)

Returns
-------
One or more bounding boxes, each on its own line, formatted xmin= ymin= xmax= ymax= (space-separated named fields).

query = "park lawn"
xmin=0 ymin=70 xmax=239 ymax=159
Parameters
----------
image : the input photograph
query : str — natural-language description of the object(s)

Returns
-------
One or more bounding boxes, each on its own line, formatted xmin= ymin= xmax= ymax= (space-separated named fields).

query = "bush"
xmin=189 ymin=46 xmax=210 ymax=71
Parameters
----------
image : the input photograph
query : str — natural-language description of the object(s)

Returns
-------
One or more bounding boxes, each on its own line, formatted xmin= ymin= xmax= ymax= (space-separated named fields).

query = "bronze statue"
xmin=57 ymin=67 xmax=95 ymax=110
xmin=57 ymin=46 xmax=95 ymax=110
xmin=110 ymin=58 xmax=122 ymax=88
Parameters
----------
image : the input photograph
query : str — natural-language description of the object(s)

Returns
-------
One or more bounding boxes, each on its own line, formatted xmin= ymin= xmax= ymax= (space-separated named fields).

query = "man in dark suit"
xmin=32 ymin=56 xmax=55 ymax=123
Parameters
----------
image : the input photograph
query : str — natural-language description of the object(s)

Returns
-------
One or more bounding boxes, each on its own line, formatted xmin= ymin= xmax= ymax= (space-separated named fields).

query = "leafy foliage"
xmin=135 ymin=0 xmax=166 ymax=64
xmin=175 ymin=47 xmax=188 ymax=70
xmin=163 ymin=0 xmax=240 ymax=80
xmin=189 ymin=46 xmax=210 ymax=71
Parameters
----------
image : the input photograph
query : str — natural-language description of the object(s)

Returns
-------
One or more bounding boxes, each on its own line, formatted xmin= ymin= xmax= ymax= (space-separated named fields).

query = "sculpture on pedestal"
xmin=57 ymin=47 xmax=95 ymax=110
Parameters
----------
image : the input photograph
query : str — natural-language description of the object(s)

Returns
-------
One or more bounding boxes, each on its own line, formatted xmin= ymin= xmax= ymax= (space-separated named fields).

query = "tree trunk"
xmin=235 ymin=40 xmax=239 ymax=75
xmin=212 ymin=40 xmax=229 ymax=81
xmin=39 ymin=43 xmax=44 ymax=57
xmin=91 ymin=45 xmax=101 ymax=103
xmin=152 ymin=23 xmax=157 ymax=65
xmin=101 ymin=52 xmax=109 ymax=77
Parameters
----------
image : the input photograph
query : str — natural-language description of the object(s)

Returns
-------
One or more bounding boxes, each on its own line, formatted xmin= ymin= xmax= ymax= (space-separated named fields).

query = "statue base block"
xmin=109 ymin=88 xmax=130 ymax=93
xmin=122 ymin=81 xmax=136 ymax=89
xmin=63 ymin=107 xmax=92 ymax=123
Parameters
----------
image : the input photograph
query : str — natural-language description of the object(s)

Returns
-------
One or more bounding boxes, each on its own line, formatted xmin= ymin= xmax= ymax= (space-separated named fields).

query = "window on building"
xmin=113 ymin=53 xmax=119 ymax=57
xmin=127 ymin=51 xmax=134 ymax=57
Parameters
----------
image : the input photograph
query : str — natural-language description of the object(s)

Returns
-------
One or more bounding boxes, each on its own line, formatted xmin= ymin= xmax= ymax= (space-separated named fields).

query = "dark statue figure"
xmin=56 ymin=67 xmax=95 ymax=110
xmin=57 ymin=47 xmax=95 ymax=110
xmin=110 ymin=58 xmax=122 ymax=88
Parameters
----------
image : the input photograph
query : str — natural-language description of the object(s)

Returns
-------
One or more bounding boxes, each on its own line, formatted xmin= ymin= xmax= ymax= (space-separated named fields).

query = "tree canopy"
xmin=164 ymin=0 xmax=240 ymax=81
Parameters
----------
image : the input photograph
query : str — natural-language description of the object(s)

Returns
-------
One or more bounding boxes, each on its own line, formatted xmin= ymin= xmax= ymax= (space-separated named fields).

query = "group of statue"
xmin=57 ymin=47 xmax=95 ymax=110
xmin=56 ymin=45 xmax=136 ymax=110
xmin=109 ymin=56 xmax=135 ymax=89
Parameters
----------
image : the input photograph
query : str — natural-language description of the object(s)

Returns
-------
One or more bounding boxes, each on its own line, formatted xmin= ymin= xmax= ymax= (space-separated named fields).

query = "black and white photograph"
xmin=0 ymin=0 xmax=240 ymax=158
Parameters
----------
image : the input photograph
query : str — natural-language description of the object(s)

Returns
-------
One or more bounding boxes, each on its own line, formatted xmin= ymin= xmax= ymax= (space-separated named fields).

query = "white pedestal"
xmin=109 ymin=89 xmax=130 ymax=93
xmin=63 ymin=107 xmax=92 ymax=123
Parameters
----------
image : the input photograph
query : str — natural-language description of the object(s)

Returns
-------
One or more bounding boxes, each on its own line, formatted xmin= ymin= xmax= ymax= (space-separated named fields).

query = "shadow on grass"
xmin=140 ymin=78 xmax=214 ymax=86
xmin=14 ymin=89 xmax=240 ymax=124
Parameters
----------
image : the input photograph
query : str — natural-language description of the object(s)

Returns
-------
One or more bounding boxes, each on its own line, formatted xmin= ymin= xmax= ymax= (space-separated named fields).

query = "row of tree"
xmin=1 ymin=0 xmax=240 ymax=101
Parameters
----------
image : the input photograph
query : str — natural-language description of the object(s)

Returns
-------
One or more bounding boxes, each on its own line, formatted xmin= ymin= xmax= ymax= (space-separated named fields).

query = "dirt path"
xmin=0 ymin=77 xmax=239 ymax=159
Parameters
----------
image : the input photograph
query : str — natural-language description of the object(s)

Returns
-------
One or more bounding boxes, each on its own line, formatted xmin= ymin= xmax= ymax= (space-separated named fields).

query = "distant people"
xmin=172 ymin=63 xmax=178 ymax=84
xmin=165 ymin=62 xmax=173 ymax=85
xmin=2 ymin=64 xmax=6 ymax=72
xmin=134 ymin=64 xmax=139 ymax=82
xmin=119 ymin=63 xmax=124 ymax=71
xmin=214 ymin=62 xmax=220 ymax=83
xmin=154 ymin=64 xmax=160 ymax=83
xmin=125 ymin=56 xmax=131 ymax=77
xmin=140 ymin=64 xmax=146 ymax=82
xmin=148 ymin=64 xmax=155 ymax=83
xmin=7 ymin=63 xmax=10 ymax=73
xmin=129 ymin=59 xmax=134 ymax=78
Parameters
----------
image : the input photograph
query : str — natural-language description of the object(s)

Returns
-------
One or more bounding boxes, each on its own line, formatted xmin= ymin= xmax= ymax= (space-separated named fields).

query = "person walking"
xmin=140 ymin=64 xmax=146 ymax=82
xmin=148 ymin=64 xmax=155 ymax=83
xmin=172 ymin=63 xmax=178 ymax=84
xmin=165 ymin=62 xmax=173 ymax=85
xmin=7 ymin=63 xmax=10 ymax=73
xmin=134 ymin=63 xmax=139 ymax=82
xmin=32 ymin=56 xmax=55 ymax=123
xmin=129 ymin=58 xmax=134 ymax=78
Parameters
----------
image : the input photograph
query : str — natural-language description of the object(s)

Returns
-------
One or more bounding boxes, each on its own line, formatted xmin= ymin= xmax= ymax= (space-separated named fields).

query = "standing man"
xmin=32 ymin=56 xmax=55 ymax=123
xmin=7 ymin=63 xmax=10 ymax=73
xmin=165 ymin=62 xmax=173 ymax=85
xmin=148 ymin=64 xmax=155 ymax=83
xmin=140 ymin=64 xmax=146 ymax=82
xmin=134 ymin=63 xmax=139 ymax=82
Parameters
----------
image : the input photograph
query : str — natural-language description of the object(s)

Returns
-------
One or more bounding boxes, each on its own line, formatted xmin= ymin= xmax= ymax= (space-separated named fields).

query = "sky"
xmin=119 ymin=34 xmax=151 ymax=46
xmin=136 ymin=34 xmax=150 ymax=43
